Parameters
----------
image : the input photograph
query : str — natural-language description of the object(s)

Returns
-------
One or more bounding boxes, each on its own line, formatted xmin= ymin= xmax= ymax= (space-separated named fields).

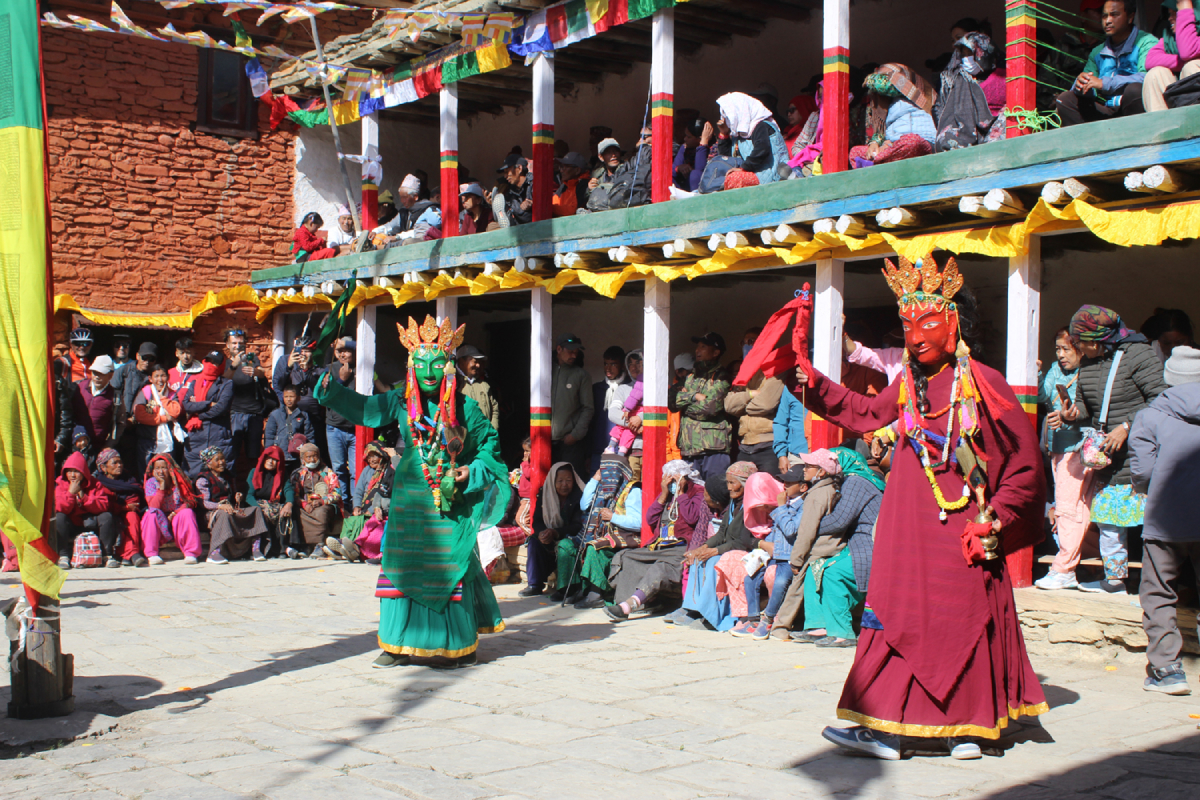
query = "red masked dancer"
xmin=797 ymin=254 xmax=1047 ymax=761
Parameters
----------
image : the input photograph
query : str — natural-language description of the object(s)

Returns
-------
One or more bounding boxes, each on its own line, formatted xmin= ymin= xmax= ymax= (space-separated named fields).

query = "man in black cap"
xmin=273 ymin=335 xmax=326 ymax=457
xmin=551 ymin=333 xmax=594 ymax=475
xmin=457 ymin=345 xmax=498 ymax=430
xmin=224 ymin=328 xmax=272 ymax=481
xmin=676 ymin=331 xmax=733 ymax=482
xmin=493 ymin=153 xmax=533 ymax=227
xmin=111 ymin=333 xmax=133 ymax=369
xmin=113 ymin=340 xmax=159 ymax=470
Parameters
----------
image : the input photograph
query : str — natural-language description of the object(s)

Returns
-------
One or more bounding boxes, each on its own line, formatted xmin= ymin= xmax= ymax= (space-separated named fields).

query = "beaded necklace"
xmin=405 ymin=359 xmax=459 ymax=511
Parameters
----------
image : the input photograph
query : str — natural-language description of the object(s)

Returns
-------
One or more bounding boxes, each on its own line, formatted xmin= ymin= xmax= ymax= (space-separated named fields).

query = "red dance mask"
xmin=900 ymin=301 xmax=959 ymax=366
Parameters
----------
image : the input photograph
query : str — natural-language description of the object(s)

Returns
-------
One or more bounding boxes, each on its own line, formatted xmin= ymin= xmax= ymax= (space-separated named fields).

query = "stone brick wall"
xmin=43 ymin=27 xmax=295 ymax=315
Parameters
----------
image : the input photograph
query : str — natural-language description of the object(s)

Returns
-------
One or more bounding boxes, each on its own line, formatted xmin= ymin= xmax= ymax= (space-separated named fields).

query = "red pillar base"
xmin=532 ymin=127 xmax=554 ymax=222
xmin=640 ymin=406 xmax=668 ymax=544
xmin=651 ymin=95 xmax=673 ymax=204
xmin=821 ymin=48 xmax=850 ymax=174
xmin=355 ymin=426 xmax=373 ymax=478
xmin=530 ymin=407 xmax=552 ymax=521
xmin=440 ymin=151 xmax=459 ymax=238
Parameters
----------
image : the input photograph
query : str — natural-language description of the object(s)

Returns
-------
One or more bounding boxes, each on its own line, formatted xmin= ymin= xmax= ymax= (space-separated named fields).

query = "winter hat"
xmin=401 ymin=174 xmax=421 ymax=194
xmin=1164 ymin=345 xmax=1200 ymax=386
xmin=799 ymin=448 xmax=842 ymax=475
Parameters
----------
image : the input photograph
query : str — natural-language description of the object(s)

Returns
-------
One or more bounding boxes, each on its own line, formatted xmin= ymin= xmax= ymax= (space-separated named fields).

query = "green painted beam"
xmin=253 ymin=105 xmax=1200 ymax=287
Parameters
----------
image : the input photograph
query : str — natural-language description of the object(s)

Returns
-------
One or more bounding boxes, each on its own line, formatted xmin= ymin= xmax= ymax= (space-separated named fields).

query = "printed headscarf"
xmin=581 ymin=455 xmax=635 ymax=541
xmin=725 ymin=460 xmax=759 ymax=486
xmin=1069 ymin=305 xmax=1149 ymax=345
xmin=662 ymin=459 xmax=701 ymax=482
xmin=716 ymin=92 xmax=774 ymax=139
xmin=363 ymin=441 xmax=388 ymax=465
xmin=831 ymin=446 xmax=886 ymax=491
xmin=949 ymin=32 xmax=996 ymax=76
xmin=863 ymin=64 xmax=937 ymax=113
xmin=96 ymin=448 xmax=121 ymax=468
xmin=199 ymin=446 xmax=224 ymax=466
xmin=539 ymin=461 xmax=585 ymax=530
xmin=144 ymin=453 xmax=197 ymax=508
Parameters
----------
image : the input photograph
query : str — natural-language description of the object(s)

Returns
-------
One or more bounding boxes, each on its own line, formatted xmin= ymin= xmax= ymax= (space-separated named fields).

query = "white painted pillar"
xmin=355 ymin=302 xmax=377 ymax=395
xmin=271 ymin=312 xmax=286 ymax=375
xmin=531 ymin=53 xmax=554 ymax=222
xmin=813 ymin=258 xmax=844 ymax=384
xmin=641 ymin=277 xmax=670 ymax=541
xmin=436 ymin=296 xmax=458 ymax=331
xmin=1006 ymin=239 xmax=1041 ymax=590
xmin=649 ymin=9 xmax=674 ymax=203
xmin=439 ymin=86 xmax=460 ymax=237
xmin=530 ymin=288 xmax=553 ymax=500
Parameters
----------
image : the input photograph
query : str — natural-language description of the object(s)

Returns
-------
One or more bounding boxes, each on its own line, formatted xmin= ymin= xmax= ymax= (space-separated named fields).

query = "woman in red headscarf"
xmin=795 ymin=254 xmax=1047 ymax=761
xmin=247 ymin=445 xmax=292 ymax=559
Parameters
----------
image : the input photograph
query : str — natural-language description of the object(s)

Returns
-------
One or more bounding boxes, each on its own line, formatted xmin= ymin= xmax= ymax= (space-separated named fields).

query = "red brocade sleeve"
xmin=801 ymin=369 xmax=902 ymax=433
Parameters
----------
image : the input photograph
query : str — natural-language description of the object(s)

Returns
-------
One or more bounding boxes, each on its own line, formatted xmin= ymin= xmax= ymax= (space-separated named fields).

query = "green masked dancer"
xmin=315 ymin=315 xmax=510 ymax=667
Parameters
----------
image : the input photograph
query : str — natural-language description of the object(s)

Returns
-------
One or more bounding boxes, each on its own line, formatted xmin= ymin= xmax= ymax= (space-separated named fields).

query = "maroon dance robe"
xmin=806 ymin=361 xmax=1048 ymax=739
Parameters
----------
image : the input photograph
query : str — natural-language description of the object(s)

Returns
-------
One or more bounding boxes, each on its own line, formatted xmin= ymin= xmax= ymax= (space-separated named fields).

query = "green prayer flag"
xmin=286 ymin=108 xmax=329 ymax=128
xmin=627 ymin=0 xmax=674 ymax=22
xmin=566 ymin=0 xmax=591 ymax=32
xmin=442 ymin=51 xmax=480 ymax=85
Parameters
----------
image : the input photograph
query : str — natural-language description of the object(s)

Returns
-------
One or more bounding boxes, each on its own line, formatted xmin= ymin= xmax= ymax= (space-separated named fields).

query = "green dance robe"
xmin=314 ymin=380 xmax=510 ymax=657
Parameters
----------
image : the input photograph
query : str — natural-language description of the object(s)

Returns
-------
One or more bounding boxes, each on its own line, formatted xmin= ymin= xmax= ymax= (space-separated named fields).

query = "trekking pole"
xmin=562 ymin=529 xmax=591 ymax=607
xmin=625 ymin=81 xmax=654 ymax=209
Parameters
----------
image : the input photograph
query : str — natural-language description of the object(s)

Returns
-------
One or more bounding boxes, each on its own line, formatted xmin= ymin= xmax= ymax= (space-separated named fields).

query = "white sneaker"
xmin=148 ymin=555 xmax=165 ymax=566
xmin=207 ymin=551 xmax=228 ymax=565
xmin=1034 ymin=570 xmax=1079 ymax=590
xmin=821 ymin=725 xmax=902 ymax=760
xmin=491 ymin=190 xmax=510 ymax=228
xmin=183 ymin=556 xmax=198 ymax=565
xmin=946 ymin=737 xmax=982 ymax=759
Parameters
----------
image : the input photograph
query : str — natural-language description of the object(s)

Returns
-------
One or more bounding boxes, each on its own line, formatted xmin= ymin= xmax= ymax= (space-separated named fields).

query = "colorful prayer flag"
xmin=66 ymin=14 xmax=115 ymax=34
xmin=460 ymin=13 xmax=487 ymax=47
xmin=306 ymin=61 xmax=349 ymax=86
xmin=483 ymin=12 xmax=517 ymax=43
xmin=342 ymin=67 xmax=373 ymax=103
xmin=1 ymin=0 xmax=67 ymax=603
xmin=40 ymin=12 xmax=75 ymax=29
xmin=585 ymin=0 xmax=610 ymax=25
xmin=476 ymin=39 xmax=513 ymax=74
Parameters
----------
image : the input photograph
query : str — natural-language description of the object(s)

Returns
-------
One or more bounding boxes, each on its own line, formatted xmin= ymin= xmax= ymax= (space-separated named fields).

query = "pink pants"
xmin=356 ymin=515 xmax=384 ymax=560
xmin=1050 ymin=451 xmax=1095 ymax=575
xmin=141 ymin=507 xmax=202 ymax=558
xmin=1 ymin=531 xmax=17 ymax=572
xmin=609 ymin=425 xmax=636 ymax=451
xmin=715 ymin=550 xmax=780 ymax=618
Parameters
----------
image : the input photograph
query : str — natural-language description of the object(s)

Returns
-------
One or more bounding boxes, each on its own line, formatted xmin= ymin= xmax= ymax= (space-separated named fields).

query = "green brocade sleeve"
xmin=313 ymin=373 xmax=401 ymax=428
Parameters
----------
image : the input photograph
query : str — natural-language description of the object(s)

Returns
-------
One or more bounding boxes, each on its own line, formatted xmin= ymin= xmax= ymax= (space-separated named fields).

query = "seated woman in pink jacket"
xmin=1144 ymin=0 xmax=1200 ymax=112
xmin=141 ymin=454 xmax=203 ymax=565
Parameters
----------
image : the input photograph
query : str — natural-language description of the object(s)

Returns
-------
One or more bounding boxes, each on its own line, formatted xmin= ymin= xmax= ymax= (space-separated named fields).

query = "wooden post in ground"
xmin=811 ymin=258 xmax=844 ymax=449
xmin=532 ymin=54 xmax=555 ymax=222
xmin=650 ymin=8 xmax=674 ymax=203
xmin=529 ymin=289 xmax=553 ymax=514
xmin=353 ymin=302 xmax=378 ymax=478
xmin=641 ymin=276 xmax=670 ymax=543
xmin=8 ymin=598 xmax=75 ymax=720
xmin=1006 ymin=238 xmax=1041 ymax=588
xmin=822 ymin=0 xmax=850 ymax=173
xmin=1005 ymin=1 xmax=1037 ymax=138
xmin=439 ymin=85 xmax=460 ymax=238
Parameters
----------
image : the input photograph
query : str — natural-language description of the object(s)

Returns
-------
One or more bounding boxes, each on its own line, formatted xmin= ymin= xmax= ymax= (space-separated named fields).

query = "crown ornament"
xmin=882 ymin=253 xmax=963 ymax=309
xmin=397 ymin=314 xmax=465 ymax=355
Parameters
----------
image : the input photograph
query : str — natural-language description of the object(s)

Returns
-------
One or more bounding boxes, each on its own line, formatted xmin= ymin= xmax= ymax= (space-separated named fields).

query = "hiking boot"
xmin=1035 ymin=570 xmax=1079 ymax=591
xmin=1145 ymin=662 xmax=1192 ymax=695
xmin=822 ymin=726 xmax=902 ymax=760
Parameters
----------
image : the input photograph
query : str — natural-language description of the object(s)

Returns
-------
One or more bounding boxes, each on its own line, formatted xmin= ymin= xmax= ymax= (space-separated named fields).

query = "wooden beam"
xmin=1041 ymin=181 xmax=1070 ymax=204
xmin=958 ymin=195 xmax=1002 ymax=217
xmin=983 ymin=188 xmax=1026 ymax=214
xmin=1143 ymin=164 xmax=1189 ymax=193
xmin=671 ymin=238 xmax=709 ymax=256
xmin=1124 ymin=171 xmax=1152 ymax=193
xmin=1064 ymin=177 xmax=1111 ymax=203
xmin=835 ymin=214 xmax=869 ymax=236
xmin=773 ymin=223 xmax=811 ymax=244
xmin=812 ymin=217 xmax=836 ymax=234
xmin=876 ymin=207 xmax=923 ymax=228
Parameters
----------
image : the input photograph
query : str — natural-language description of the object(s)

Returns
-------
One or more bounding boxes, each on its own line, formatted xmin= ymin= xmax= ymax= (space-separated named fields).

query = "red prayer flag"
xmin=546 ymin=5 xmax=569 ymax=42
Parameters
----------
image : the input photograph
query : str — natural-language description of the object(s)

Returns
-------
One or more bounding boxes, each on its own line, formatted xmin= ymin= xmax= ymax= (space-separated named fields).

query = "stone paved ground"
xmin=2 ymin=560 xmax=1199 ymax=800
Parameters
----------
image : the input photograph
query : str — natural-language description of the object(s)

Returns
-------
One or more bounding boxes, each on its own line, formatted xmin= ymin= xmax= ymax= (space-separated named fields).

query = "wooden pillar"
xmin=650 ymin=8 xmax=674 ymax=203
xmin=530 ymin=288 xmax=553 ymax=512
xmin=271 ymin=312 xmax=286 ymax=375
xmin=7 ymin=597 xmax=74 ymax=719
xmin=436 ymin=296 xmax=458 ymax=331
xmin=360 ymin=112 xmax=379 ymax=231
xmin=810 ymin=258 xmax=844 ymax=449
xmin=822 ymin=0 xmax=850 ymax=173
xmin=531 ymin=54 xmax=555 ymax=222
xmin=1005 ymin=0 xmax=1037 ymax=138
xmin=641 ymin=276 xmax=670 ymax=543
xmin=353 ymin=302 xmax=377 ymax=478
xmin=1006 ymin=239 xmax=1041 ymax=588
xmin=439 ymin=85 xmax=460 ymax=238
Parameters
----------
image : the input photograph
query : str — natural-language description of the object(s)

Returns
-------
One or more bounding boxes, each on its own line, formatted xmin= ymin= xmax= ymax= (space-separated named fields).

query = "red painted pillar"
xmin=529 ymin=289 xmax=553 ymax=522
xmin=532 ymin=54 xmax=554 ymax=222
xmin=641 ymin=277 xmax=670 ymax=543
xmin=650 ymin=9 xmax=674 ymax=203
xmin=1006 ymin=1 xmax=1037 ymax=138
xmin=822 ymin=0 xmax=850 ymax=173
xmin=440 ymin=86 xmax=460 ymax=237
xmin=360 ymin=113 xmax=379 ymax=232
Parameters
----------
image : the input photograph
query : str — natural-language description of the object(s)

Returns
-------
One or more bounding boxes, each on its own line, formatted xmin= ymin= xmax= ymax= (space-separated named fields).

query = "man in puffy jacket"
xmin=1056 ymin=0 xmax=1156 ymax=125
xmin=180 ymin=351 xmax=234 ymax=477
xmin=1129 ymin=345 xmax=1200 ymax=696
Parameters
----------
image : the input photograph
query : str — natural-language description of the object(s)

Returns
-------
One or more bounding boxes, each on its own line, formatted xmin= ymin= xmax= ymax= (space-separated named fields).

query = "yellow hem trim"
xmin=836 ymin=702 xmax=1050 ymax=741
xmin=377 ymin=635 xmax=477 ymax=659
xmin=479 ymin=620 xmax=506 ymax=634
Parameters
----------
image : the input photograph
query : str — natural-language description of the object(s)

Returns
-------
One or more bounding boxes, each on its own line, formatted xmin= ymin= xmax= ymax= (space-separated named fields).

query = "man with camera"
xmin=224 ymin=328 xmax=272 ymax=480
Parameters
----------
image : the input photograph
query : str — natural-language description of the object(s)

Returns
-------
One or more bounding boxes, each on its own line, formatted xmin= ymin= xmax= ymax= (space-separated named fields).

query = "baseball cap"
xmin=780 ymin=465 xmax=806 ymax=484
xmin=597 ymin=137 xmax=621 ymax=156
xmin=90 ymin=355 xmax=115 ymax=374
xmin=498 ymin=153 xmax=529 ymax=172
xmin=459 ymin=182 xmax=485 ymax=199
xmin=458 ymin=345 xmax=486 ymax=360
xmin=556 ymin=334 xmax=584 ymax=350
xmin=799 ymin=448 xmax=842 ymax=475
xmin=203 ymin=350 xmax=225 ymax=366
xmin=557 ymin=151 xmax=588 ymax=170
xmin=137 ymin=341 xmax=158 ymax=358
xmin=692 ymin=331 xmax=726 ymax=353
xmin=673 ymin=353 xmax=695 ymax=371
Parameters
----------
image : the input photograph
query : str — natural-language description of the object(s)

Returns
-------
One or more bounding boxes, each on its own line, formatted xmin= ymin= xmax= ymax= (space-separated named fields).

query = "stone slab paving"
xmin=2 ymin=561 xmax=1200 ymax=800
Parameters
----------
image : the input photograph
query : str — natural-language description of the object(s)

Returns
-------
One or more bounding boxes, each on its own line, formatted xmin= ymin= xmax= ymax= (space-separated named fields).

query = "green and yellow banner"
xmin=0 ymin=0 xmax=65 ymax=601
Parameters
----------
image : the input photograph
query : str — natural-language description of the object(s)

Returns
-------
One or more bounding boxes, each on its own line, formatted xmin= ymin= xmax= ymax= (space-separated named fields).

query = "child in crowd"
xmin=292 ymin=212 xmax=337 ymax=262
xmin=732 ymin=464 xmax=807 ymax=640
xmin=606 ymin=350 xmax=643 ymax=456
xmin=71 ymin=426 xmax=94 ymax=473
xmin=512 ymin=437 xmax=534 ymax=537
xmin=264 ymin=386 xmax=315 ymax=470
xmin=328 ymin=441 xmax=393 ymax=564
xmin=790 ymin=449 xmax=854 ymax=647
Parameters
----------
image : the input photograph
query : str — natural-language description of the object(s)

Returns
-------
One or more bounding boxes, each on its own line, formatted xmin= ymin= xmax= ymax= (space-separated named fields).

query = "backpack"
xmin=697 ymin=155 xmax=743 ymax=194
xmin=72 ymin=532 xmax=104 ymax=568
xmin=1165 ymin=72 xmax=1200 ymax=108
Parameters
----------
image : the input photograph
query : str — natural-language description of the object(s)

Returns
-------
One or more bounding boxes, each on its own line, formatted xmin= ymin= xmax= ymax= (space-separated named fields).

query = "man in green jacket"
xmin=1055 ymin=0 xmax=1157 ymax=125
xmin=457 ymin=345 xmax=499 ymax=430
xmin=551 ymin=334 xmax=593 ymax=475
xmin=676 ymin=332 xmax=733 ymax=481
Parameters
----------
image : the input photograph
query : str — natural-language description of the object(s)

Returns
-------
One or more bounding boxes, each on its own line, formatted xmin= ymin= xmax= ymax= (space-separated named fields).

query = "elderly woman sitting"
xmin=557 ymin=455 xmax=643 ymax=610
xmin=605 ymin=460 xmax=710 ymax=621
xmin=141 ymin=454 xmax=202 ymax=565
xmin=246 ymin=445 xmax=292 ymax=559
xmin=520 ymin=461 xmax=586 ymax=599
xmin=327 ymin=441 xmax=394 ymax=564
xmin=196 ymin=447 xmax=268 ymax=564
xmin=850 ymin=64 xmax=938 ymax=167
xmin=286 ymin=442 xmax=343 ymax=559
xmin=714 ymin=92 xmax=791 ymax=190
